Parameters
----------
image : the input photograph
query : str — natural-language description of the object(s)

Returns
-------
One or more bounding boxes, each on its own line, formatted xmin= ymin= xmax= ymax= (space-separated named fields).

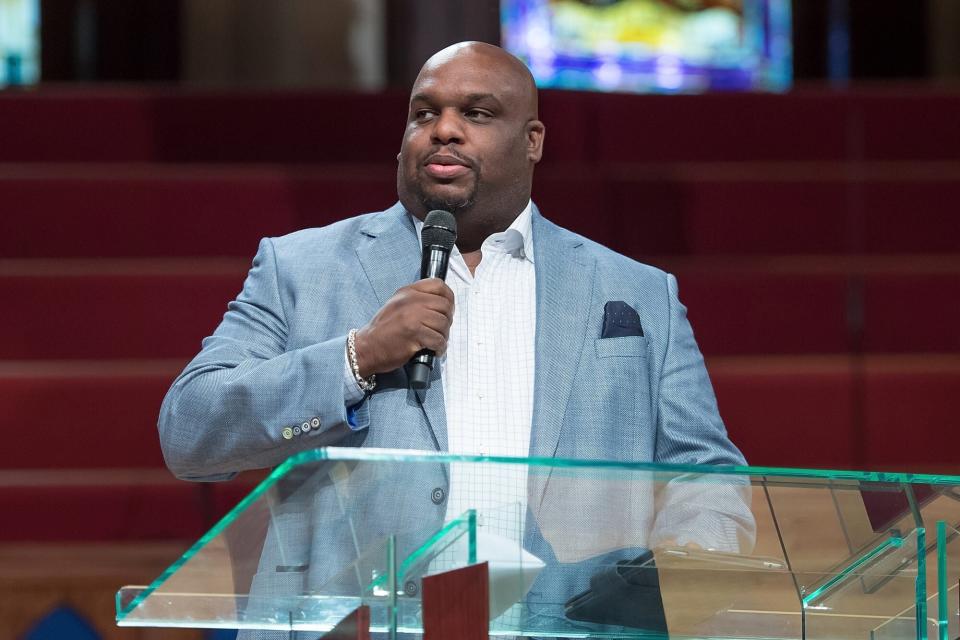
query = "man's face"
xmin=397 ymin=48 xmax=543 ymax=219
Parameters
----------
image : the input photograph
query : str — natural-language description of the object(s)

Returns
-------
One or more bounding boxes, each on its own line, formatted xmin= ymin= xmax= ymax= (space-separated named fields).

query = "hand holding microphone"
xmin=352 ymin=210 xmax=457 ymax=389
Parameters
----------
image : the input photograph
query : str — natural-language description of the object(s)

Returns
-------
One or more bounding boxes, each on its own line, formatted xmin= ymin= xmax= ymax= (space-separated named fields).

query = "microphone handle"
xmin=408 ymin=244 xmax=451 ymax=390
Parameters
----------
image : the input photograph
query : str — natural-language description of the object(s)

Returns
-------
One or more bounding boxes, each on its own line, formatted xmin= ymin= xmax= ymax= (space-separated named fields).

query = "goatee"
xmin=415 ymin=172 xmax=479 ymax=215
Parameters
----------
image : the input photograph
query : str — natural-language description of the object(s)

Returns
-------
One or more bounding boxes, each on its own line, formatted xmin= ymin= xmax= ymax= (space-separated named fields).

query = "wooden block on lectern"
xmin=422 ymin=561 xmax=489 ymax=640
xmin=321 ymin=605 xmax=370 ymax=640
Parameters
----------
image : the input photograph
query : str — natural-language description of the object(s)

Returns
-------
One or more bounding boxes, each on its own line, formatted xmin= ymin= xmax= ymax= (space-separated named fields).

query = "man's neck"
xmin=454 ymin=218 xmax=510 ymax=254
xmin=412 ymin=194 xmax=531 ymax=252
xmin=458 ymin=201 xmax=532 ymax=274
xmin=460 ymin=249 xmax=482 ymax=275
xmin=409 ymin=200 xmax=533 ymax=275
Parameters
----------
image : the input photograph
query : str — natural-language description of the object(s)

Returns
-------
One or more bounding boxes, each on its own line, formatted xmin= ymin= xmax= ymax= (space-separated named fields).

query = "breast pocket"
xmin=583 ymin=336 xmax=654 ymax=450
xmin=594 ymin=336 xmax=650 ymax=359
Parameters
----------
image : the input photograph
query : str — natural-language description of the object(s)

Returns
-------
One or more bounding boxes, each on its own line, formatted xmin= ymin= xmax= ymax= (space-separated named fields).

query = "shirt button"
xmin=293 ymin=426 xmax=301 ymax=436
xmin=301 ymin=421 xmax=310 ymax=432
xmin=310 ymin=417 xmax=321 ymax=428
xmin=282 ymin=427 xmax=294 ymax=440
xmin=431 ymin=487 xmax=446 ymax=505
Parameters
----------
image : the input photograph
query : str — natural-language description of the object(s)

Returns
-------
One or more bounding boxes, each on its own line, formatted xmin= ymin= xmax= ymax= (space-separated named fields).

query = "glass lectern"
xmin=116 ymin=448 xmax=960 ymax=639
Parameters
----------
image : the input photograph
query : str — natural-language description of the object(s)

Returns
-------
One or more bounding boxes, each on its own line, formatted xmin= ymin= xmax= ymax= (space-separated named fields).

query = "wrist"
xmin=347 ymin=329 xmax=377 ymax=392
xmin=352 ymin=327 xmax=376 ymax=379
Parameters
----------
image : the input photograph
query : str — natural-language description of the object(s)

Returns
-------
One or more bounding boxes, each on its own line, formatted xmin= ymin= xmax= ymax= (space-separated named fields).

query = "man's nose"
xmin=431 ymin=108 xmax=464 ymax=145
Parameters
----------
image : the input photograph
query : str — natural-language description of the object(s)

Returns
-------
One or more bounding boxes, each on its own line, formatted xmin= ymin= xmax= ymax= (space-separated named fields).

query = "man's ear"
xmin=526 ymin=120 xmax=545 ymax=163
xmin=396 ymin=152 xmax=402 ymax=162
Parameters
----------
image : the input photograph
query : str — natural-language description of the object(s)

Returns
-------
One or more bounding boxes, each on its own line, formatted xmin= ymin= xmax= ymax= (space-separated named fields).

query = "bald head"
xmin=396 ymin=42 xmax=546 ymax=252
xmin=417 ymin=42 xmax=539 ymax=120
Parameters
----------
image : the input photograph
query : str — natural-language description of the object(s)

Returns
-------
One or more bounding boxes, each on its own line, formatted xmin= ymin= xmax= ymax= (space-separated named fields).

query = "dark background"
xmin=35 ymin=0 xmax=952 ymax=85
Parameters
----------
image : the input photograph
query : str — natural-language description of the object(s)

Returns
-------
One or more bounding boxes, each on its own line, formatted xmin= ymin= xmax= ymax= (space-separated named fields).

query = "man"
xmin=159 ymin=42 xmax=752 ymax=635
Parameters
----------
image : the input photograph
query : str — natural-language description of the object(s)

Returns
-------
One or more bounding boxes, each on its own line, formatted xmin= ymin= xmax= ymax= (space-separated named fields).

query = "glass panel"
xmin=805 ymin=528 xmax=923 ymax=640
xmin=934 ymin=522 xmax=960 ymax=640
xmin=117 ymin=448 xmax=960 ymax=638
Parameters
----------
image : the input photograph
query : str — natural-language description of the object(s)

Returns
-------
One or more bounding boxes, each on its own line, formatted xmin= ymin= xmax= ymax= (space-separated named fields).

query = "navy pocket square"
xmin=601 ymin=301 xmax=643 ymax=338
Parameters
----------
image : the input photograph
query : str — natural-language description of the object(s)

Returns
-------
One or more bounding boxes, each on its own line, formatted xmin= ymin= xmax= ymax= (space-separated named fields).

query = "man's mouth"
xmin=423 ymin=153 xmax=472 ymax=180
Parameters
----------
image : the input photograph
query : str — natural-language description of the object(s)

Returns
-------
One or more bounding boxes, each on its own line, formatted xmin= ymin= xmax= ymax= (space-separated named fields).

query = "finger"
xmin=409 ymin=290 xmax=455 ymax=319
xmin=418 ymin=308 xmax=453 ymax=336
xmin=437 ymin=281 xmax=454 ymax=302
xmin=413 ymin=278 xmax=455 ymax=302
xmin=416 ymin=326 xmax=448 ymax=353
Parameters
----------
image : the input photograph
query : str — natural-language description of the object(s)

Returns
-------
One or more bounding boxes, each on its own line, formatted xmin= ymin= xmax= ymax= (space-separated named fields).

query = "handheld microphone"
xmin=408 ymin=209 xmax=457 ymax=390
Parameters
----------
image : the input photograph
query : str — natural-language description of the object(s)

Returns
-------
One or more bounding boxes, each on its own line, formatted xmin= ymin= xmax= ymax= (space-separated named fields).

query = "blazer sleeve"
xmin=650 ymin=273 xmax=756 ymax=552
xmin=158 ymin=238 xmax=366 ymax=481
xmin=653 ymin=273 xmax=744 ymax=467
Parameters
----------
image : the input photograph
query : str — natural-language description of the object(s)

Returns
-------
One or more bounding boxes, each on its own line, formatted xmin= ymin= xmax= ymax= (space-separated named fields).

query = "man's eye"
xmin=414 ymin=110 xmax=436 ymax=122
xmin=465 ymin=110 xmax=493 ymax=121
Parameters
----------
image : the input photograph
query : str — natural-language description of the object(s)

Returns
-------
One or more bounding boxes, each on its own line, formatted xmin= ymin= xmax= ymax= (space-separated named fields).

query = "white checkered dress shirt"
xmin=434 ymin=202 xmax=536 ymax=544
xmin=345 ymin=202 xmax=537 ymax=544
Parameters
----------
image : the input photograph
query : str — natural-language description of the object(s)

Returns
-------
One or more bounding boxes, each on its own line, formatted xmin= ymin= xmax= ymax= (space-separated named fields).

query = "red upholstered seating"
xmin=1 ymin=87 xmax=958 ymax=542
xmin=862 ymin=267 xmax=960 ymax=353
xmin=666 ymin=257 xmax=960 ymax=357
xmin=861 ymin=356 xmax=960 ymax=472
xmin=5 ymin=163 xmax=959 ymax=260
xmin=0 ymin=468 xmax=266 ymax=541
xmin=713 ymin=355 xmax=960 ymax=472
xmin=0 ymin=91 xmax=157 ymax=162
xmin=0 ymin=262 xmax=246 ymax=359
xmin=5 ymin=88 xmax=959 ymax=165
xmin=0 ymin=472 xmax=207 ymax=541
xmin=592 ymin=91 xmax=850 ymax=163
xmin=0 ymin=361 xmax=178 ymax=468
xmin=0 ymin=90 xmax=409 ymax=164
xmin=709 ymin=356 xmax=857 ymax=469
xmin=862 ymin=175 xmax=960 ymax=254
xmin=534 ymin=163 xmax=960 ymax=257
xmin=0 ymin=165 xmax=396 ymax=258
xmin=4 ymin=257 xmax=955 ymax=361
xmin=672 ymin=262 xmax=851 ymax=356
xmin=856 ymin=90 xmax=960 ymax=161
xmin=149 ymin=91 xmax=409 ymax=164
xmin=604 ymin=170 xmax=851 ymax=256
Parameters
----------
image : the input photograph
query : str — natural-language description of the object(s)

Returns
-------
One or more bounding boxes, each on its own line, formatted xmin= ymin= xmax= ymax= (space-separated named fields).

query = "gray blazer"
xmin=158 ymin=203 xmax=752 ymax=636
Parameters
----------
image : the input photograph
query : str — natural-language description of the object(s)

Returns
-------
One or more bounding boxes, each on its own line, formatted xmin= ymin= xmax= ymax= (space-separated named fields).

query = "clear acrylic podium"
xmin=116 ymin=448 xmax=960 ymax=639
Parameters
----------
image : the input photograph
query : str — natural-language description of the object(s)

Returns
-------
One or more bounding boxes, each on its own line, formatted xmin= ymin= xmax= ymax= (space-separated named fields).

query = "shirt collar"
xmin=410 ymin=200 xmax=535 ymax=264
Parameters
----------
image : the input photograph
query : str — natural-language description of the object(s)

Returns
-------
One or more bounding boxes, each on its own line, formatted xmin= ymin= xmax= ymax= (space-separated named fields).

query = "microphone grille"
xmin=422 ymin=210 xmax=457 ymax=251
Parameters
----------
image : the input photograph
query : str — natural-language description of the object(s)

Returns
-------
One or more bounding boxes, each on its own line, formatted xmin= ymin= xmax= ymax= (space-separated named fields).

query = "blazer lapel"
xmin=351 ymin=203 xmax=596 ymax=457
xmin=529 ymin=209 xmax=597 ymax=461
xmin=354 ymin=203 xmax=448 ymax=451
xmin=355 ymin=203 xmax=421 ymax=309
